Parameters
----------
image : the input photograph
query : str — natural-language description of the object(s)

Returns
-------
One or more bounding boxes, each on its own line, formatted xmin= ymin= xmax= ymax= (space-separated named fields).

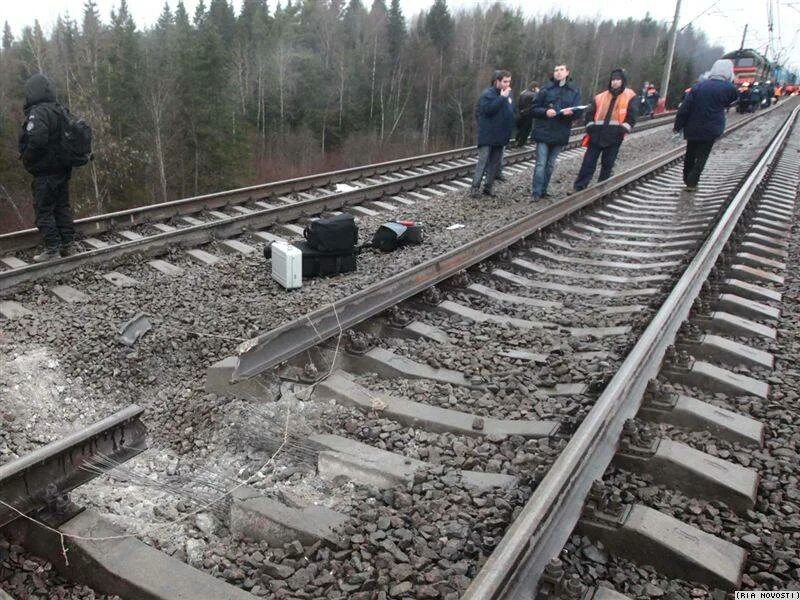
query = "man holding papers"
xmin=530 ymin=64 xmax=582 ymax=201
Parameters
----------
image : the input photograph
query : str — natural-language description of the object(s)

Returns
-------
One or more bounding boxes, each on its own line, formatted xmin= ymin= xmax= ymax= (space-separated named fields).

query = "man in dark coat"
xmin=530 ymin=64 xmax=582 ymax=200
xmin=470 ymin=70 xmax=514 ymax=198
xmin=574 ymin=68 xmax=638 ymax=191
xmin=18 ymin=73 xmax=76 ymax=261
xmin=673 ymin=59 xmax=738 ymax=191
xmin=514 ymin=82 xmax=539 ymax=147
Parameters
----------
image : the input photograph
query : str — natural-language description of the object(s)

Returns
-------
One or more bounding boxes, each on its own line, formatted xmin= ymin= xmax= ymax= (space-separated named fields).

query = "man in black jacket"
xmin=574 ymin=69 xmax=638 ymax=190
xmin=470 ymin=70 xmax=514 ymax=198
xmin=530 ymin=64 xmax=582 ymax=200
xmin=514 ymin=82 xmax=539 ymax=147
xmin=19 ymin=73 xmax=76 ymax=262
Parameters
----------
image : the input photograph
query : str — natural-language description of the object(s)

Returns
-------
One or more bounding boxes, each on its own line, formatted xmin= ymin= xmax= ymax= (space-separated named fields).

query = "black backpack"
xmin=371 ymin=221 xmax=424 ymax=252
xmin=57 ymin=105 xmax=93 ymax=167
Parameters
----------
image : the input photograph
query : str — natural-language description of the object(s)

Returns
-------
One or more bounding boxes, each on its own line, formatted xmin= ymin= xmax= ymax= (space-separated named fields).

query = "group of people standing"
xmin=736 ymin=81 xmax=783 ymax=113
xmin=471 ymin=58 xmax=740 ymax=199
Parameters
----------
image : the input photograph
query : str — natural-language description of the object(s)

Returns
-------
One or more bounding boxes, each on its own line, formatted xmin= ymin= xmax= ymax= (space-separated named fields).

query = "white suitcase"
xmin=270 ymin=241 xmax=302 ymax=289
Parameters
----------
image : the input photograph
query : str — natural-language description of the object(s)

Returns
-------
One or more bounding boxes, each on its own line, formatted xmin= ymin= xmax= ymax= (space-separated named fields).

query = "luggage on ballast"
xmin=291 ymin=241 xmax=358 ymax=278
xmin=303 ymin=213 xmax=358 ymax=253
xmin=370 ymin=220 xmax=424 ymax=252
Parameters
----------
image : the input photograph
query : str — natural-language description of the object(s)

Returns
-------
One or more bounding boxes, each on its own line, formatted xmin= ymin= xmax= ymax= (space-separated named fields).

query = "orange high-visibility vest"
xmin=588 ymin=88 xmax=637 ymax=132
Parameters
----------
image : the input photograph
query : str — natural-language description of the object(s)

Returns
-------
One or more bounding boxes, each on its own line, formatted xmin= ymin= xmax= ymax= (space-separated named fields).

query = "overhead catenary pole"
xmin=659 ymin=0 xmax=683 ymax=111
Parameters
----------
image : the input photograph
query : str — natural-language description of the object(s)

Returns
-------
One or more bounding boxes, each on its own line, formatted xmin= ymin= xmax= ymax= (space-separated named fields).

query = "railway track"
xmin=0 ymin=113 xmax=677 ymax=293
xmin=1 ymin=102 xmax=796 ymax=599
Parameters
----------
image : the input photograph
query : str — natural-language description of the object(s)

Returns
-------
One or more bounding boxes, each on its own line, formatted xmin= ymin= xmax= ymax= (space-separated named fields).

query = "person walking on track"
xmin=673 ymin=59 xmax=738 ymax=192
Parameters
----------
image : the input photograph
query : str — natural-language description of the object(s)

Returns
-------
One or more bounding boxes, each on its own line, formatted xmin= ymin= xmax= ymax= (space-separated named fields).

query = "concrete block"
xmin=1 ymin=256 xmax=28 ymax=269
xmin=437 ymin=299 xmax=550 ymax=330
xmin=739 ymin=240 xmax=788 ymax=260
xmin=529 ymin=247 xmax=679 ymax=270
xmin=752 ymin=215 xmax=790 ymax=232
xmin=230 ymin=487 xmax=345 ymax=546
xmin=716 ymin=294 xmax=780 ymax=321
xmin=312 ymin=433 xmax=517 ymax=490
xmin=4 ymin=509 xmax=256 ymax=600
xmin=467 ymin=282 xmax=562 ymax=308
xmin=390 ymin=195 xmax=416 ymax=205
xmin=205 ymin=356 xmax=281 ymax=401
xmin=407 ymin=191 xmax=432 ymax=201
xmin=274 ymin=223 xmax=305 ymax=238
xmin=219 ymin=240 xmax=256 ymax=256
xmin=338 ymin=346 xmax=477 ymax=388
xmin=743 ymin=231 xmax=788 ymax=249
xmin=366 ymin=200 xmax=397 ymax=211
xmin=691 ymin=334 xmax=773 ymax=369
xmin=147 ymin=260 xmax=184 ymax=276
xmin=314 ymin=370 xmax=558 ymax=438
xmin=734 ymin=252 xmax=785 ymax=271
xmin=179 ymin=216 xmax=205 ymax=226
xmin=615 ymin=438 xmax=758 ymax=512
xmin=578 ymin=504 xmax=745 ymax=590
xmin=152 ymin=223 xmax=177 ymax=233
xmin=186 ymin=249 xmax=221 ymax=266
xmin=51 ymin=285 xmax=88 ymax=303
xmin=83 ymin=237 xmax=109 ymax=249
xmin=668 ymin=360 xmax=769 ymax=398
xmin=702 ymin=311 xmax=776 ymax=340
xmin=639 ymin=392 xmax=764 ymax=447
xmin=722 ymin=279 xmax=781 ymax=304
xmin=0 ymin=301 xmax=32 ymax=319
xmin=208 ymin=210 xmax=231 ymax=220
xmin=102 ymin=272 xmax=140 ymax=288
xmin=230 ymin=206 xmax=254 ymax=215
xmin=403 ymin=321 xmax=451 ymax=343
xmin=346 ymin=205 xmax=379 ymax=217
xmin=512 ymin=257 xmax=668 ymax=284
xmin=251 ymin=231 xmax=287 ymax=245
xmin=118 ymin=230 xmax=144 ymax=241
xmin=729 ymin=263 xmax=784 ymax=285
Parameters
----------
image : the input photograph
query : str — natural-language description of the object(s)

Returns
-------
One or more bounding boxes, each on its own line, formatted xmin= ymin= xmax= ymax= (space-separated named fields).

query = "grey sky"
xmin=3 ymin=0 xmax=799 ymax=71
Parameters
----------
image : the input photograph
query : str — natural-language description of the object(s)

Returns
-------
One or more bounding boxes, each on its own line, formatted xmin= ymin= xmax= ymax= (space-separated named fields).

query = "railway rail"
xmin=0 ymin=112 xmax=676 ymax=292
xmin=1 ymin=102 xmax=797 ymax=599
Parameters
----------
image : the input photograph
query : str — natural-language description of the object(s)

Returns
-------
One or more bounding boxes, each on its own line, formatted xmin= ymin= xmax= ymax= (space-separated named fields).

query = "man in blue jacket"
xmin=470 ymin=70 xmax=514 ymax=198
xmin=674 ymin=59 xmax=738 ymax=191
xmin=530 ymin=64 xmax=582 ymax=200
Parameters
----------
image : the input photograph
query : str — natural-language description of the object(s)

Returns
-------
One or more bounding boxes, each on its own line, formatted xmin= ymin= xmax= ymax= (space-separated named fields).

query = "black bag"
xmin=303 ymin=214 xmax=358 ymax=253
xmin=292 ymin=241 xmax=357 ymax=277
xmin=57 ymin=105 xmax=93 ymax=168
xmin=371 ymin=221 xmax=424 ymax=252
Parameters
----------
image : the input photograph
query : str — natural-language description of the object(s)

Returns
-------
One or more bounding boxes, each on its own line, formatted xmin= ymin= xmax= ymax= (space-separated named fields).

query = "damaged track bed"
xmin=0 ymin=102 xmax=795 ymax=600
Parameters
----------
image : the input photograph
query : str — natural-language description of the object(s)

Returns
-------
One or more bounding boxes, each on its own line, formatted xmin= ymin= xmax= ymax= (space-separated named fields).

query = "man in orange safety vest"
xmin=574 ymin=68 xmax=638 ymax=191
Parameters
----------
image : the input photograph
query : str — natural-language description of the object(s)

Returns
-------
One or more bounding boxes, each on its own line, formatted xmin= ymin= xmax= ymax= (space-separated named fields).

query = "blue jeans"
xmin=532 ymin=143 xmax=561 ymax=196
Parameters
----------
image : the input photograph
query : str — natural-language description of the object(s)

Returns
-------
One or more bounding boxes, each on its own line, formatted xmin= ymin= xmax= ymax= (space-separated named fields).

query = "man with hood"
xmin=673 ymin=59 xmax=738 ymax=192
xmin=18 ymin=73 xmax=76 ymax=261
xmin=530 ymin=64 xmax=582 ymax=200
xmin=470 ymin=69 xmax=514 ymax=198
xmin=573 ymin=68 xmax=638 ymax=191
